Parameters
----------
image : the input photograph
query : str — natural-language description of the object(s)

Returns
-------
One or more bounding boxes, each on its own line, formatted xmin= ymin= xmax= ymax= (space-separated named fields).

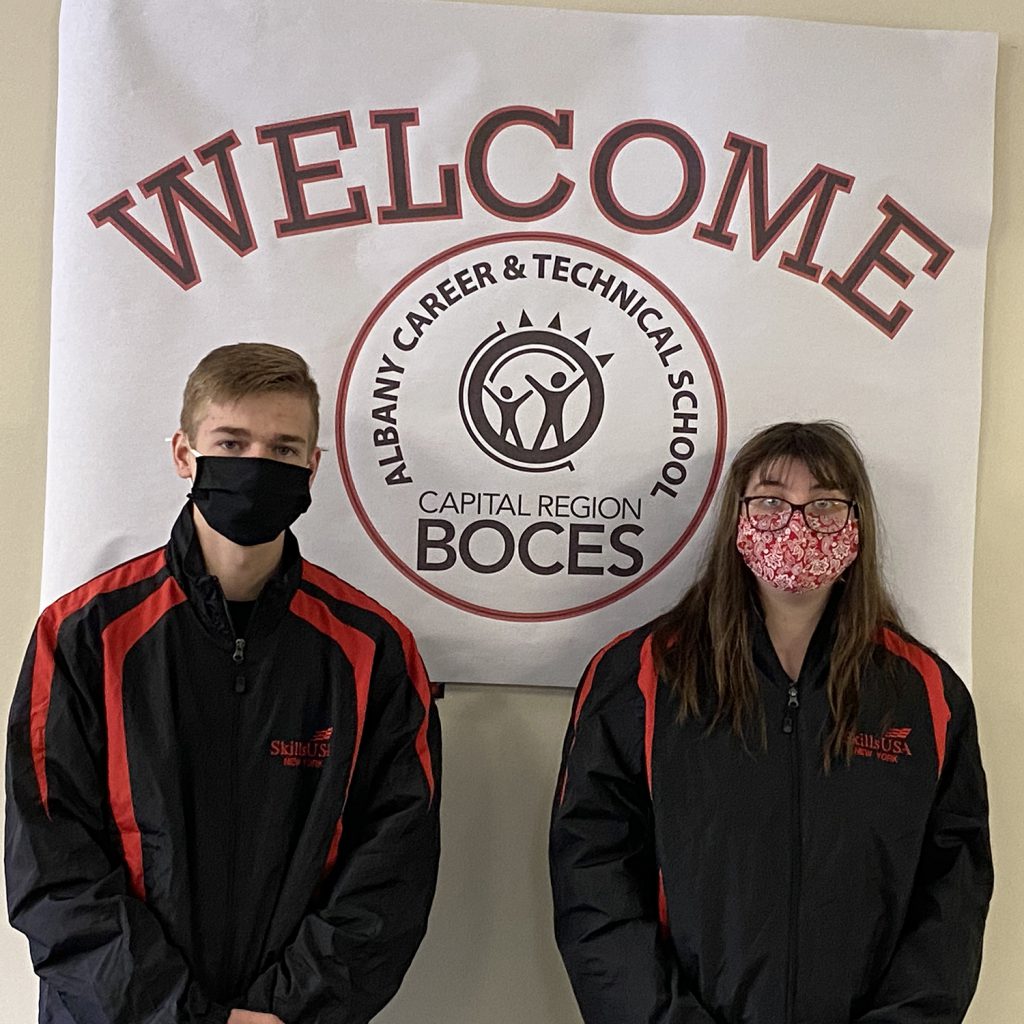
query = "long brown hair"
xmin=652 ymin=421 xmax=902 ymax=764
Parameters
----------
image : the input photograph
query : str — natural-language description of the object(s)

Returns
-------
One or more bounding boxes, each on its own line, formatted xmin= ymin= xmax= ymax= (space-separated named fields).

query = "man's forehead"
xmin=193 ymin=394 xmax=315 ymax=441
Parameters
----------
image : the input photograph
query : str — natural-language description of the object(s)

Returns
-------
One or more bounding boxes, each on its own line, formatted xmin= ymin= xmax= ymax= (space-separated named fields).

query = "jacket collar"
xmin=749 ymin=583 xmax=843 ymax=690
xmin=165 ymin=501 xmax=303 ymax=644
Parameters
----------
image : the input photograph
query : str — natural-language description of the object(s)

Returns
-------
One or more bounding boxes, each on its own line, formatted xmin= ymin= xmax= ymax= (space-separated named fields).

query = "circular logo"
xmin=337 ymin=232 xmax=727 ymax=622
xmin=459 ymin=317 xmax=608 ymax=472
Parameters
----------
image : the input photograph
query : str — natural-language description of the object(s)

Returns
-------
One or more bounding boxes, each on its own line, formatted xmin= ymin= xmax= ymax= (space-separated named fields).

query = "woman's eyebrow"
xmin=753 ymin=476 xmax=842 ymax=491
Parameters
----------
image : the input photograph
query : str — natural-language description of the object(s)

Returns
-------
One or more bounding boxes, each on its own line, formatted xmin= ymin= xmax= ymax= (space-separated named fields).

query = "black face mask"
xmin=189 ymin=456 xmax=312 ymax=546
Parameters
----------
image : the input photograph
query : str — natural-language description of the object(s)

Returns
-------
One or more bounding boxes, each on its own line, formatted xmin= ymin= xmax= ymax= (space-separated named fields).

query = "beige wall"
xmin=2 ymin=1 xmax=1021 ymax=1021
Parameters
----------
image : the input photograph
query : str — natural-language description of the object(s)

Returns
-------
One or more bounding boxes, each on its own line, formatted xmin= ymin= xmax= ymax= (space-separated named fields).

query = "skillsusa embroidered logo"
xmin=853 ymin=726 xmax=912 ymax=765
xmin=270 ymin=727 xmax=334 ymax=768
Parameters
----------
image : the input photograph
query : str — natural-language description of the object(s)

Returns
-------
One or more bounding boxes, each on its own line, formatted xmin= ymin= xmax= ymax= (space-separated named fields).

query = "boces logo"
xmin=459 ymin=313 xmax=610 ymax=474
xmin=337 ymin=232 xmax=727 ymax=621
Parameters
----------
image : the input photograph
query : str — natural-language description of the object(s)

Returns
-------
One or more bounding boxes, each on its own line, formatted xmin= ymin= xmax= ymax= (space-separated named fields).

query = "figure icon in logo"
xmin=524 ymin=371 xmax=586 ymax=450
xmin=482 ymin=383 xmax=535 ymax=448
xmin=459 ymin=311 xmax=613 ymax=473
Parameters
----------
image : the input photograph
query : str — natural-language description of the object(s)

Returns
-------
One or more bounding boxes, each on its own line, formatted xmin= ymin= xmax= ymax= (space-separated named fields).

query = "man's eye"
xmin=275 ymin=446 xmax=299 ymax=458
xmin=217 ymin=440 xmax=238 ymax=451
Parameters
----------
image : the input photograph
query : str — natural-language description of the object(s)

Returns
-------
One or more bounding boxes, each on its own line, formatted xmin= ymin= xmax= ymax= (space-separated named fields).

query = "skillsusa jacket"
xmin=6 ymin=504 xmax=441 ymax=1024
xmin=550 ymin=608 xmax=992 ymax=1024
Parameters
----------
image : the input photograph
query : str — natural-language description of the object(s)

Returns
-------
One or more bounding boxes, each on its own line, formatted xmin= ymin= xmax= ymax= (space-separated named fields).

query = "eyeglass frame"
xmin=739 ymin=496 xmax=858 ymax=534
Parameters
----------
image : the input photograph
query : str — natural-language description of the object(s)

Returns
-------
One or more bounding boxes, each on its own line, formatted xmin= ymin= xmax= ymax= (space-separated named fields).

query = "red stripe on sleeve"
xmin=101 ymin=574 xmax=186 ymax=900
xmin=657 ymin=869 xmax=670 ymax=938
xmin=880 ymin=627 xmax=951 ymax=778
xmin=290 ymin=589 xmax=375 ymax=880
xmin=30 ymin=548 xmax=166 ymax=817
xmin=636 ymin=635 xmax=657 ymax=796
xmin=301 ymin=561 xmax=435 ymax=803
xmin=570 ymin=632 xmax=632 ymax=733
xmin=640 ymin=645 xmax=671 ymax=941
xmin=558 ymin=629 xmax=637 ymax=806
xmin=321 ymin=819 xmax=345 ymax=884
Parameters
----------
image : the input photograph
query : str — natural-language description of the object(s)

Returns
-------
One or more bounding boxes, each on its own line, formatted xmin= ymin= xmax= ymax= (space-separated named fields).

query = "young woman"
xmin=550 ymin=421 xmax=992 ymax=1024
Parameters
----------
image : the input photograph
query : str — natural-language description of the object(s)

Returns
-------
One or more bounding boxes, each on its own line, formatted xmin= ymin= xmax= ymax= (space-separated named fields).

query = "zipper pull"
xmin=233 ymin=638 xmax=246 ymax=664
xmin=782 ymin=684 xmax=799 ymax=734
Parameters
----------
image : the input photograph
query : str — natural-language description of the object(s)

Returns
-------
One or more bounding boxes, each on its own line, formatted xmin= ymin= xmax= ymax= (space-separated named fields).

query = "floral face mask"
xmin=736 ymin=514 xmax=859 ymax=593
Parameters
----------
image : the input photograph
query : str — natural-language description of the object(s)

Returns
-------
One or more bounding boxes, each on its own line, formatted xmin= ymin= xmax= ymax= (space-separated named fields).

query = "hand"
xmin=227 ymin=1011 xmax=286 ymax=1024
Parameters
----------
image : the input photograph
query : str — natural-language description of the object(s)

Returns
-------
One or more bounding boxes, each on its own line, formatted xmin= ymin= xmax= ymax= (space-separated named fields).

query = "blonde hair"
xmin=180 ymin=342 xmax=320 ymax=444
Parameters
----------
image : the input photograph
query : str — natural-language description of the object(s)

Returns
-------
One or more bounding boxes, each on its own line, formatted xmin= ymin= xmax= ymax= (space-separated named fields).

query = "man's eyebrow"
xmin=207 ymin=427 xmax=306 ymax=445
xmin=208 ymin=426 xmax=251 ymax=437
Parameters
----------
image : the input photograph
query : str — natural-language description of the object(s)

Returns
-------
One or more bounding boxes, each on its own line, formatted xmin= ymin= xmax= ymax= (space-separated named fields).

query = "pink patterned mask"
xmin=736 ymin=514 xmax=859 ymax=593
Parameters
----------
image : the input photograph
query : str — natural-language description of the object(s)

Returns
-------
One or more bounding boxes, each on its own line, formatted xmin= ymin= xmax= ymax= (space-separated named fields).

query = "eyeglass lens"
xmin=744 ymin=498 xmax=850 ymax=533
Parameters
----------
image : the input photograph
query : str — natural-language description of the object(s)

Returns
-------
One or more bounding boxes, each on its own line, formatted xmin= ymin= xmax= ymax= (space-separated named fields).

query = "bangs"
xmin=736 ymin=422 xmax=862 ymax=497
xmin=753 ymin=453 xmax=846 ymax=493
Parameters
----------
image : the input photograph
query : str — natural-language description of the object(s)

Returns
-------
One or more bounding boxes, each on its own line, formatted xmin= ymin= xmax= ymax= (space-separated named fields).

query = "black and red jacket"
xmin=550 ymin=604 xmax=992 ymax=1024
xmin=5 ymin=504 xmax=441 ymax=1024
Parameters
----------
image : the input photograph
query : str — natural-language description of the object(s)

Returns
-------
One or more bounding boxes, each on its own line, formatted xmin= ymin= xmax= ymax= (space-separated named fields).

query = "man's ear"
xmin=308 ymin=445 xmax=323 ymax=486
xmin=171 ymin=430 xmax=195 ymax=480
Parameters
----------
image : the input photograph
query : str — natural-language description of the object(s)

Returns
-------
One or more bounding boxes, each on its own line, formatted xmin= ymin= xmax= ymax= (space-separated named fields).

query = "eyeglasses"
xmin=740 ymin=496 xmax=857 ymax=534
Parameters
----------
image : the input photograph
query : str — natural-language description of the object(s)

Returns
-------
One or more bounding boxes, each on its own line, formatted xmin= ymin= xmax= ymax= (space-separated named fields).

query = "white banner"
xmin=44 ymin=0 xmax=996 ymax=685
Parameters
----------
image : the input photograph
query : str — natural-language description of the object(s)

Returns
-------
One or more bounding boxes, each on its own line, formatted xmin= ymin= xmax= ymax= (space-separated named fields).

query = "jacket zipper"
xmin=233 ymin=637 xmax=247 ymax=673
xmin=225 ymin=630 xmax=246 ymax=983
xmin=782 ymin=682 xmax=801 ymax=1024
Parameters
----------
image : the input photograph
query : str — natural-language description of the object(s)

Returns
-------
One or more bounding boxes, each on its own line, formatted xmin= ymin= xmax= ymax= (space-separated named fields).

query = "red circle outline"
xmin=336 ymin=231 xmax=728 ymax=622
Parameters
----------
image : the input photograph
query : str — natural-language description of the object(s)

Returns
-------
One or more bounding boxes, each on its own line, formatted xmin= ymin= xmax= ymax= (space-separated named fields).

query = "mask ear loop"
xmin=164 ymin=437 xmax=202 ymax=486
xmin=837 ymin=508 xmax=860 ymax=584
xmin=187 ymin=448 xmax=203 ymax=488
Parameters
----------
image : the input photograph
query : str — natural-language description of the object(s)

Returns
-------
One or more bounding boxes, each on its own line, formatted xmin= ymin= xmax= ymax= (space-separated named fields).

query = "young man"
xmin=6 ymin=343 xmax=441 ymax=1024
